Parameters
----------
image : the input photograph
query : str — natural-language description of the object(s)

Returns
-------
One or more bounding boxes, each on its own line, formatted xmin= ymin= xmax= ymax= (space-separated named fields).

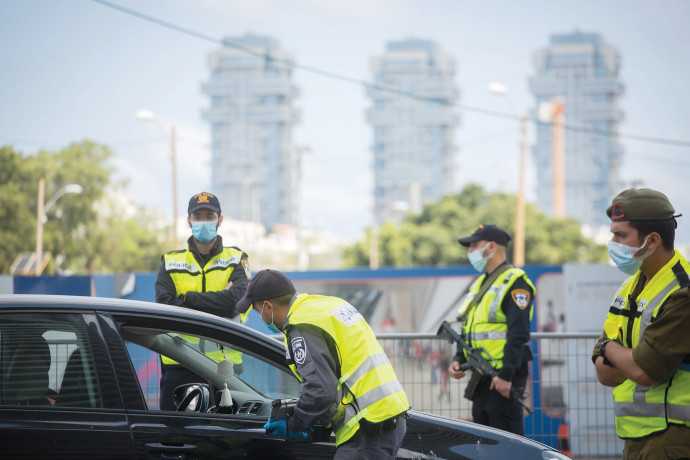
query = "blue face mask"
xmin=191 ymin=221 xmax=218 ymax=244
xmin=607 ymin=235 xmax=653 ymax=275
xmin=468 ymin=243 xmax=491 ymax=272
xmin=261 ymin=302 xmax=282 ymax=333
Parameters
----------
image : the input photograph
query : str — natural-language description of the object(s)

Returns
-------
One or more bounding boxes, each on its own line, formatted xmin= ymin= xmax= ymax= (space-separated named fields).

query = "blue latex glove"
xmin=264 ymin=419 xmax=313 ymax=441
xmin=288 ymin=427 xmax=313 ymax=441
xmin=264 ymin=418 xmax=287 ymax=437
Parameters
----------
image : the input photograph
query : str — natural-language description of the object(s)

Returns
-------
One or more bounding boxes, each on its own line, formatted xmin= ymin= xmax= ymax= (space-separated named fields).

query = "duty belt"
xmin=359 ymin=412 xmax=407 ymax=435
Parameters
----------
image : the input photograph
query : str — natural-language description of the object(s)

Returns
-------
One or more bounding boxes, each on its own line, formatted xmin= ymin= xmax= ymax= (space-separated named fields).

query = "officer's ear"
xmin=187 ymin=216 xmax=192 ymax=228
xmin=645 ymin=232 xmax=661 ymax=251
xmin=217 ymin=215 xmax=223 ymax=228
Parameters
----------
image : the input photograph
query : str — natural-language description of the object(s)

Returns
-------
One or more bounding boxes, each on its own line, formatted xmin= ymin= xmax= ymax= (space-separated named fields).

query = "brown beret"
xmin=606 ymin=188 xmax=680 ymax=221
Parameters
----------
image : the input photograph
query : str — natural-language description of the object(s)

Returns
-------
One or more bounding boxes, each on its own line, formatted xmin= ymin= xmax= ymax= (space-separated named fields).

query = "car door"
xmin=0 ymin=309 xmax=135 ymax=459
xmin=100 ymin=311 xmax=338 ymax=459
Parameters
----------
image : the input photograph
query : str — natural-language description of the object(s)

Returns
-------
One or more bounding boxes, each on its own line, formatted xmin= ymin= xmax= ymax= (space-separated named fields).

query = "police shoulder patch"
xmin=241 ymin=260 xmax=251 ymax=280
xmin=511 ymin=289 xmax=531 ymax=310
xmin=291 ymin=336 xmax=308 ymax=365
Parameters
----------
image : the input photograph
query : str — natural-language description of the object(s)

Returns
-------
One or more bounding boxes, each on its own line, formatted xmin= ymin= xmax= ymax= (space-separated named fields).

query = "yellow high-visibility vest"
xmin=604 ymin=251 xmax=690 ymax=439
xmin=458 ymin=267 xmax=535 ymax=369
xmin=161 ymin=246 xmax=247 ymax=365
xmin=286 ymin=294 xmax=410 ymax=446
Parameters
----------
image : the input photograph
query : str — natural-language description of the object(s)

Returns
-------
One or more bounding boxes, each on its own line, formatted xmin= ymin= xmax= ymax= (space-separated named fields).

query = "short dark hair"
xmin=272 ymin=292 xmax=295 ymax=306
xmin=629 ymin=219 xmax=676 ymax=251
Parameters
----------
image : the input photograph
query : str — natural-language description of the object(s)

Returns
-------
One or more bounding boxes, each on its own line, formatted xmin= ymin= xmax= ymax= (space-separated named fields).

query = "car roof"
xmin=1 ymin=294 xmax=222 ymax=318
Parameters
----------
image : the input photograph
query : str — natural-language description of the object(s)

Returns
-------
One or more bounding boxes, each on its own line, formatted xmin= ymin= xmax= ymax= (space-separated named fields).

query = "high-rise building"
xmin=529 ymin=31 xmax=624 ymax=228
xmin=201 ymin=34 xmax=300 ymax=230
xmin=367 ymin=38 xmax=459 ymax=224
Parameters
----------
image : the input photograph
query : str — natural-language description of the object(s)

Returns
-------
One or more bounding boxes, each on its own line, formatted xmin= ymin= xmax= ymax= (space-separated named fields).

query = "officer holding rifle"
xmin=447 ymin=224 xmax=535 ymax=435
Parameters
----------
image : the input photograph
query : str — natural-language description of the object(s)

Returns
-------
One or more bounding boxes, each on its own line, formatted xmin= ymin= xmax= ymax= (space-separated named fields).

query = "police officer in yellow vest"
xmin=236 ymin=269 xmax=410 ymax=459
xmin=592 ymin=188 xmax=690 ymax=459
xmin=448 ymin=224 xmax=535 ymax=435
xmin=155 ymin=192 xmax=251 ymax=410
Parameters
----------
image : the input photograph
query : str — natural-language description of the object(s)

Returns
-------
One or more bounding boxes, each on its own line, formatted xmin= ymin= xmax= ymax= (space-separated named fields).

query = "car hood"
xmin=401 ymin=410 xmax=554 ymax=459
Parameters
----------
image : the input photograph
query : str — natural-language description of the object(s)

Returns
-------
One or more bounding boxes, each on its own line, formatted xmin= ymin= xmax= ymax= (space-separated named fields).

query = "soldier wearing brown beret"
xmin=592 ymin=188 xmax=690 ymax=459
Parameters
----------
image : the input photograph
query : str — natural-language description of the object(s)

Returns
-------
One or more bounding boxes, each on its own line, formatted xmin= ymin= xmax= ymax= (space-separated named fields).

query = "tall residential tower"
xmin=529 ymin=31 xmax=624 ymax=228
xmin=367 ymin=39 xmax=459 ymax=224
xmin=202 ymin=34 xmax=300 ymax=230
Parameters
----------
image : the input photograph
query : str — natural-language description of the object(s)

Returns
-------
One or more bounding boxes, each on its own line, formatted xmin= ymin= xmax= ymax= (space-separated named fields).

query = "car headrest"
xmin=5 ymin=335 xmax=52 ymax=403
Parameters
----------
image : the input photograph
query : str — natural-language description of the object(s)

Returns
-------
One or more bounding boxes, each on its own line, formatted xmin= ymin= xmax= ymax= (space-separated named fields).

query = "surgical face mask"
xmin=191 ymin=220 xmax=218 ymax=243
xmin=607 ymin=235 xmax=654 ymax=275
xmin=260 ymin=302 xmax=281 ymax=333
xmin=468 ymin=242 xmax=492 ymax=272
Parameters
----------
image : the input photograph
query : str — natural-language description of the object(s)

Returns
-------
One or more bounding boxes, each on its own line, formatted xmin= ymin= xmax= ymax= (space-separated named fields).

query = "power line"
xmin=92 ymin=0 xmax=690 ymax=149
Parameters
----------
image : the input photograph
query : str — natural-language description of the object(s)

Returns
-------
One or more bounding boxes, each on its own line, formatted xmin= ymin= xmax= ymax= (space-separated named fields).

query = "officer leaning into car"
xmin=448 ymin=224 xmax=535 ymax=436
xmin=154 ymin=191 xmax=251 ymax=410
xmin=235 ymin=269 xmax=410 ymax=459
xmin=592 ymin=188 xmax=690 ymax=460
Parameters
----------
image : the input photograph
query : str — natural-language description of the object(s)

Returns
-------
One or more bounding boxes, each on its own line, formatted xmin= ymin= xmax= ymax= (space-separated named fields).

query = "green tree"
xmin=0 ymin=146 xmax=39 ymax=273
xmin=343 ymin=184 xmax=609 ymax=267
xmin=78 ymin=200 xmax=172 ymax=274
xmin=0 ymin=141 xmax=173 ymax=275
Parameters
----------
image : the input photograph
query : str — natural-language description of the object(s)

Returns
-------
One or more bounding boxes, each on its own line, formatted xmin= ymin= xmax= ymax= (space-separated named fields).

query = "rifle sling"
xmin=468 ymin=262 xmax=513 ymax=311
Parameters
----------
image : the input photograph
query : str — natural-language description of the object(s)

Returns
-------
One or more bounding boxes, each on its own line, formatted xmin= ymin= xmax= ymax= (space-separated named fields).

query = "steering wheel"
xmin=176 ymin=386 xmax=210 ymax=412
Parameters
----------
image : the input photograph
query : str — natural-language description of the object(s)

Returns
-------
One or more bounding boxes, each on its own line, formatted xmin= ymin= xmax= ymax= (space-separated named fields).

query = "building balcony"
xmin=201 ymin=108 xmax=236 ymax=123
xmin=248 ymin=106 xmax=300 ymax=123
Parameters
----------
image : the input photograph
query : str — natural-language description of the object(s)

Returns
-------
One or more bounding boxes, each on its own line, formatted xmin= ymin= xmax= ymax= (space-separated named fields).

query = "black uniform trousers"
xmin=471 ymin=374 xmax=527 ymax=436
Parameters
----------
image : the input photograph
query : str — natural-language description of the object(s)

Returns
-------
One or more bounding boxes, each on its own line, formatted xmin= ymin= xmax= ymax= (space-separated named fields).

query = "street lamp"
xmin=488 ymin=82 xmax=528 ymax=267
xmin=136 ymin=109 xmax=179 ymax=248
xmin=292 ymin=146 xmax=312 ymax=271
xmin=35 ymin=178 xmax=83 ymax=276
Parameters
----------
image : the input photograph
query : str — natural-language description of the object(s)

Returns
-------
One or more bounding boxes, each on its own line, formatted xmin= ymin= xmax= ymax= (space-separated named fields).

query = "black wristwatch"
xmin=599 ymin=339 xmax=615 ymax=367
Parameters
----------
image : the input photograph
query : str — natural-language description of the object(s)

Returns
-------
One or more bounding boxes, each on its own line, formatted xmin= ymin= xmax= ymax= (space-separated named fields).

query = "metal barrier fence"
xmin=123 ymin=330 xmax=622 ymax=459
xmin=376 ymin=332 xmax=624 ymax=460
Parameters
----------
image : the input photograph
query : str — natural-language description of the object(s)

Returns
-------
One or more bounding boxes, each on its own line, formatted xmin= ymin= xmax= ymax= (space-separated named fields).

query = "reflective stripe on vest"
xmin=488 ymin=271 xmax=517 ymax=322
xmin=286 ymin=294 xmax=409 ymax=446
xmin=459 ymin=267 xmax=534 ymax=369
xmin=607 ymin=251 xmax=690 ymax=439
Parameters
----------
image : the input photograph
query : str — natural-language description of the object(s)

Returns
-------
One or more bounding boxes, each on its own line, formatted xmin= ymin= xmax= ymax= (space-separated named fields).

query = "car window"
xmin=122 ymin=326 xmax=301 ymax=412
xmin=0 ymin=313 xmax=101 ymax=408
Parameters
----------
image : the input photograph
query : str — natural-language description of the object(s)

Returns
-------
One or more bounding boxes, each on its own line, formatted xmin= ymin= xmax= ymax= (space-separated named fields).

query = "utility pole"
xmin=514 ymin=114 xmax=529 ymax=267
xmin=35 ymin=178 xmax=45 ymax=276
xmin=171 ymin=126 xmax=179 ymax=249
xmin=369 ymin=222 xmax=379 ymax=270
xmin=552 ymin=101 xmax=565 ymax=218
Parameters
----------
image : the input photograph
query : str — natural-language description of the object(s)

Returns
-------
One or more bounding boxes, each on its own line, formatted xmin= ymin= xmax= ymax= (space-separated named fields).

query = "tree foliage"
xmin=342 ymin=184 xmax=609 ymax=267
xmin=0 ymin=142 xmax=172 ymax=275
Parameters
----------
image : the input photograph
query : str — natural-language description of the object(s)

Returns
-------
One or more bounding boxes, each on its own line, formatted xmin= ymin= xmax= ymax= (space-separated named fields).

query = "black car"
xmin=0 ymin=295 xmax=570 ymax=459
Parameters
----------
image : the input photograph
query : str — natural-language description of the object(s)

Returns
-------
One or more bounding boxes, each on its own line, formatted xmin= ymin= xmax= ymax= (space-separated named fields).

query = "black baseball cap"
xmin=236 ymin=269 xmax=296 ymax=314
xmin=188 ymin=192 xmax=221 ymax=215
xmin=458 ymin=224 xmax=511 ymax=247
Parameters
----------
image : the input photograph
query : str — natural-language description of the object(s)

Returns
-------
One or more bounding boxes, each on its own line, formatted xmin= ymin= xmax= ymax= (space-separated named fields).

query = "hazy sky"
xmin=2 ymin=0 xmax=689 ymax=245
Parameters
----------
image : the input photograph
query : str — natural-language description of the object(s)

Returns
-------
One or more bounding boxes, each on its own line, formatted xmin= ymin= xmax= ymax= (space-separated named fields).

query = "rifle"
xmin=437 ymin=320 xmax=532 ymax=414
